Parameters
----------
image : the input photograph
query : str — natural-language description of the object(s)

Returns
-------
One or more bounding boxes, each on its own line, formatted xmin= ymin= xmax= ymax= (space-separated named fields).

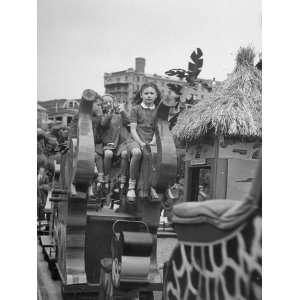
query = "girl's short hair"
xmin=133 ymin=82 xmax=161 ymax=106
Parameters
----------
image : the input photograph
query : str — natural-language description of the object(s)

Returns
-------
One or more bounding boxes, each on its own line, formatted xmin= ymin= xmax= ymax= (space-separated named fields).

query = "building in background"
xmin=37 ymin=104 xmax=49 ymax=129
xmin=37 ymin=99 xmax=81 ymax=127
xmin=37 ymin=58 xmax=218 ymax=129
xmin=104 ymin=57 xmax=217 ymax=110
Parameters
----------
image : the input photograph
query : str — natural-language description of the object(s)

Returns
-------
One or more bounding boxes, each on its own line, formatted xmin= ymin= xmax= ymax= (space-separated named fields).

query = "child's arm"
xmin=163 ymin=90 xmax=178 ymax=106
xmin=119 ymin=103 xmax=130 ymax=126
xmin=100 ymin=113 xmax=112 ymax=129
xmin=130 ymin=123 xmax=146 ymax=147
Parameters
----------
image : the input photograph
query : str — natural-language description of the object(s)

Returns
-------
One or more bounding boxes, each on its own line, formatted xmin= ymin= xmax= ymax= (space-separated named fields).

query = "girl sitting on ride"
xmin=126 ymin=82 xmax=162 ymax=202
xmin=97 ymin=97 xmax=130 ymax=192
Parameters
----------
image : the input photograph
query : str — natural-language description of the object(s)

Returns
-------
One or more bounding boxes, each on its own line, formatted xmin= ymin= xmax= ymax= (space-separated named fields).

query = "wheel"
xmin=103 ymin=272 xmax=139 ymax=300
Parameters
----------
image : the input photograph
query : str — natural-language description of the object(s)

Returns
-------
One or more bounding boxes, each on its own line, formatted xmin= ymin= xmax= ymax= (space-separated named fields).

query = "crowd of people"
xmin=37 ymin=123 xmax=68 ymax=221
xmin=37 ymin=83 xmax=185 ymax=221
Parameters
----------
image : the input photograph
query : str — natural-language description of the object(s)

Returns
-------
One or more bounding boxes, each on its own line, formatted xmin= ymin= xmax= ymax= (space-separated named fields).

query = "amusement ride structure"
xmin=38 ymin=47 xmax=262 ymax=300
xmin=40 ymin=88 xmax=178 ymax=300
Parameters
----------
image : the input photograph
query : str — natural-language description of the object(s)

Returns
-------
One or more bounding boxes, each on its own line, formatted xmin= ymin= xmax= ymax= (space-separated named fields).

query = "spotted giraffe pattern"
xmin=164 ymin=215 xmax=262 ymax=300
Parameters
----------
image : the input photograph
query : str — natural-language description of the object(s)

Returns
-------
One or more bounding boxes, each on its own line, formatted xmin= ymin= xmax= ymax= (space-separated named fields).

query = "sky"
xmin=38 ymin=0 xmax=261 ymax=101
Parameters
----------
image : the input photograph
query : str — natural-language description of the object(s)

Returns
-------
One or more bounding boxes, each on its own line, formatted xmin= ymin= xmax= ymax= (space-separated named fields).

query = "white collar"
xmin=141 ymin=102 xmax=155 ymax=110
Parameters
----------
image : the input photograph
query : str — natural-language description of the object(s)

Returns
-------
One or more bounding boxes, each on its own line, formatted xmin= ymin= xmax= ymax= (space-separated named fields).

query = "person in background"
xmin=37 ymin=166 xmax=51 ymax=220
xmin=37 ymin=128 xmax=57 ymax=176
xmin=162 ymin=177 xmax=185 ymax=222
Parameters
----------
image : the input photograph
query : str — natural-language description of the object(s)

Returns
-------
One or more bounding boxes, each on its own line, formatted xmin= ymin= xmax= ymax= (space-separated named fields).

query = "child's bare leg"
xmin=120 ymin=150 xmax=128 ymax=189
xmin=127 ymin=148 xmax=142 ymax=202
xmin=129 ymin=148 xmax=142 ymax=180
xmin=95 ymin=153 xmax=104 ymax=174
xmin=95 ymin=153 xmax=104 ymax=184
xmin=104 ymin=150 xmax=113 ymax=189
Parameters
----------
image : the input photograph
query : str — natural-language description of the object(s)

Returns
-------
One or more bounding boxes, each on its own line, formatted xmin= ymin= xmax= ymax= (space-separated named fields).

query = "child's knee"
xmin=104 ymin=150 xmax=113 ymax=159
xmin=121 ymin=150 xmax=128 ymax=159
xmin=131 ymin=148 xmax=141 ymax=158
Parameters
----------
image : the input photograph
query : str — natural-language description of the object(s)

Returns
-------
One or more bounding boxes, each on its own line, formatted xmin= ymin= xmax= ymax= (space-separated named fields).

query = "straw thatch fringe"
xmin=172 ymin=46 xmax=262 ymax=144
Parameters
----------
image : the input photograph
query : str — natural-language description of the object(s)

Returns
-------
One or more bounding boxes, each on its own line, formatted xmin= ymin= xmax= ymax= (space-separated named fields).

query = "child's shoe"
xmin=70 ymin=183 xmax=77 ymax=195
xmin=96 ymin=173 xmax=105 ymax=191
xmin=88 ymin=185 xmax=94 ymax=197
xmin=150 ymin=187 xmax=159 ymax=200
xmin=126 ymin=179 xmax=136 ymax=204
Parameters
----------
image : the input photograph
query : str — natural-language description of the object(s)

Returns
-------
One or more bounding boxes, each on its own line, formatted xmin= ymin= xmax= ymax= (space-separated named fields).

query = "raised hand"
xmin=164 ymin=90 xmax=178 ymax=107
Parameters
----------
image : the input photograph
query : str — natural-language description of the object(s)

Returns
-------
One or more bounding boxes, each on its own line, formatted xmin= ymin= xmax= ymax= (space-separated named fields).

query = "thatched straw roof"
xmin=172 ymin=46 xmax=262 ymax=144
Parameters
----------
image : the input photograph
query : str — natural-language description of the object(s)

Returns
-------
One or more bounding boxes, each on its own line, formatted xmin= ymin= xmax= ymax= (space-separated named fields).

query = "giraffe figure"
xmin=163 ymin=162 xmax=262 ymax=300
xmin=163 ymin=212 xmax=261 ymax=300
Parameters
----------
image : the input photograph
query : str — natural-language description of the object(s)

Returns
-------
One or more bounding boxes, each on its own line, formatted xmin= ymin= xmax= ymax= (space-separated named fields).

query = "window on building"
xmin=68 ymin=102 xmax=73 ymax=108
xmin=137 ymin=76 xmax=140 ymax=82
xmin=55 ymin=116 xmax=62 ymax=122
xmin=67 ymin=116 xmax=73 ymax=125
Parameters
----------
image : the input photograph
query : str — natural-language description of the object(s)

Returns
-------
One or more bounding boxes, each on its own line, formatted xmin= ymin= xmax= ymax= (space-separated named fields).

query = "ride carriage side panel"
xmin=56 ymin=93 xmax=95 ymax=287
